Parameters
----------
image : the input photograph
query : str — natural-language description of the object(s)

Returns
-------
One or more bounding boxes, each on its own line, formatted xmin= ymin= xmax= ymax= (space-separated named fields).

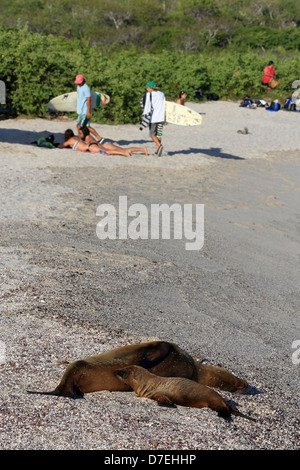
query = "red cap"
xmin=74 ymin=74 xmax=84 ymax=84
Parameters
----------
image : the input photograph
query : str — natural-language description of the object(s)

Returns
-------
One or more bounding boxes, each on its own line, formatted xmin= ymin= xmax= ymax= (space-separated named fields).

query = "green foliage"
xmin=233 ymin=26 xmax=300 ymax=51
xmin=0 ymin=26 xmax=300 ymax=123
xmin=204 ymin=51 xmax=300 ymax=99
xmin=1 ymin=0 xmax=300 ymax=53
xmin=0 ymin=26 xmax=105 ymax=116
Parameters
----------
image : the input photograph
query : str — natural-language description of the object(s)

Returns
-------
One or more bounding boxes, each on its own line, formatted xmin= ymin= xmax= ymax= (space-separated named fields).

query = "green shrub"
xmin=1 ymin=25 xmax=299 ymax=123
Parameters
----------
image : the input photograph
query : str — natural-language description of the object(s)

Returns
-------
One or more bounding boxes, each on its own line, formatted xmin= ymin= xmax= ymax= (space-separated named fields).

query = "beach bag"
xmin=32 ymin=135 xmax=56 ymax=148
xmin=283 ymin=98 xmax=296 ymax=111
xmin=240 ymin=96 xmax=255 ymax=107
xmin=37 ymin=137 xmax=56 ymax=148
xmin=269 ymin=78 xmax=280 ymax=89
xmin=205 ymin=93 xmax=219 ymax=101
xmin=266 ymin=101 xmax=281 ymax=112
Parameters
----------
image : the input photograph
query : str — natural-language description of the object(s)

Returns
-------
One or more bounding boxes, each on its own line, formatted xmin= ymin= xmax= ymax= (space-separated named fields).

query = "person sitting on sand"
xmin=262 ymin=61 xmax=277 ymax=93
xmin=78 ymin=126 xmax=148 ymax=157
xmin=176 ymin=91 xmax=187 ymax=106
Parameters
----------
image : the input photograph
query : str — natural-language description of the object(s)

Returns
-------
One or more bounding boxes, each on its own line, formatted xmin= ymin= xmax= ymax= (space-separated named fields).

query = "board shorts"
xmin=77 ymin=114 xmax=90 ymax=127
xmin=149 ymin=122 xmax=164 ymax=137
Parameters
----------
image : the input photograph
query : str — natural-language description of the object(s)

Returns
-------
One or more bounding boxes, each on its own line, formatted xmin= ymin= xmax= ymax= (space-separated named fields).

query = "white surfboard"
xmin=165 ymin=101 xmax=202 ymax=126
xmin=47 ymin=91 xmax=110 ymax=112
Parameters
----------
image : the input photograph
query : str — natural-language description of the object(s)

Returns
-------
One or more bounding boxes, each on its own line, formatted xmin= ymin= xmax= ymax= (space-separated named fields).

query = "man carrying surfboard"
xmin=75 ymin=74 xmax=103 ymax=142
xmin=141 ymin=81 xmax=165 ymax=156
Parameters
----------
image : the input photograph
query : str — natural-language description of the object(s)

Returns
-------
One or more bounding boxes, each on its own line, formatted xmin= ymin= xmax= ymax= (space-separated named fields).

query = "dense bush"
xmin=232 ymin=27 xmax=300 ymax=51
xmin=1 ymin=26 xmax=300 ymax=123
xmin=1 ymin=0 xmax=300 ymax=53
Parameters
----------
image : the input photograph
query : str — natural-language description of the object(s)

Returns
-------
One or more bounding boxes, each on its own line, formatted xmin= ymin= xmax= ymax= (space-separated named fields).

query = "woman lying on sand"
xmin=59 ymin=129 xmax=148 ymax=157
xmin=58 ymin=129 xmax=90 ymax=152
xmin=58 ymin=129 xmax=128 ymax=156
xmin=79 ymin=126 xmax=148 ymax=157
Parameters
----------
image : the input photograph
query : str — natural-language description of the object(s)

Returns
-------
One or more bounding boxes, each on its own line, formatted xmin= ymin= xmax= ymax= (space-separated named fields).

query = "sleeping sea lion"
xmin=115 ymin=365 xmax=256 ymax=421
xmin=27 ymin=341 xmax=248 ymax=399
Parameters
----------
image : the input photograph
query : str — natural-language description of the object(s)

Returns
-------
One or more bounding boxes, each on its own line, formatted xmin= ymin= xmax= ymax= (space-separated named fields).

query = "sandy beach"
xmin=0 ymin=100 xmax=299 ymax=451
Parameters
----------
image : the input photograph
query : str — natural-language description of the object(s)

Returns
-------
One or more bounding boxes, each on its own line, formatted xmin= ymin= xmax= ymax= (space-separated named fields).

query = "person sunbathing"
xmin=79 ymin=126 xmax=148 ymax=157
xmin=58 ymin=129 xmax=89 ymax=152
xmin=58 ymin=129 xmax=121 ymax=155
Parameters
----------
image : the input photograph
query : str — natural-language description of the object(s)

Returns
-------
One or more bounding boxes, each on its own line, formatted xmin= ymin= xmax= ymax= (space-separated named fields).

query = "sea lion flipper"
xmin=196 ymin=363 xmax=249 ymax=393
xmin=27 ymin=390 xmax=60 ymax=397
xmin=229 ymin=407 xmax=257 ymax=422
xmin=138 ymin=342 xmax=171 ymax=369
xmin=27 ymin=388 xmax=84 ymax=399
xmin=153 ymin=393 xmax=177 ymax=408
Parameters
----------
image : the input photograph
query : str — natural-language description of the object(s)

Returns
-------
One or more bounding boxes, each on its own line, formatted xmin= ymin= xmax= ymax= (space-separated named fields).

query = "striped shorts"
xmin=77 ymin=114 xmax=90 ymax=127
xmin=149 ymin=122 xmax=164 ymax=137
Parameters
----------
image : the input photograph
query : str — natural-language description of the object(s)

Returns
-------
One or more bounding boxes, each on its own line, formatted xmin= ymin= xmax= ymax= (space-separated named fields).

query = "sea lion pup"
xmin=27 ymin=341 xmax=248 ymax=399
xmin=115 ymin=366 xmax=256 ymax=421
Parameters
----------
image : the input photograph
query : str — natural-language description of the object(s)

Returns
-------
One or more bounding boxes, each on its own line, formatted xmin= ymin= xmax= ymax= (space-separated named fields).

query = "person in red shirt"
xmin=262 ymin=61 xmax=277 ymax=92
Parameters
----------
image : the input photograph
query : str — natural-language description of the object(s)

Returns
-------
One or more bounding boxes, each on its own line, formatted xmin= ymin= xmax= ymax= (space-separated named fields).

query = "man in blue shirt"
xmin=74 ymin=74 xmax=102 ymax=141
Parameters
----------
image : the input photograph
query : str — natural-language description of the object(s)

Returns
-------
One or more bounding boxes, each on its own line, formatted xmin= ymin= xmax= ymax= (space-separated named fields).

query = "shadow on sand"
xmin=0 ymin=129 xmax=244 ymax=160
xmin=167 ymin=147 xmax=245 ymax=160
xmin=0 ymin=128 xmax=150 ymax=148
xmin=0 ymin=128 xmax=64 ymax=146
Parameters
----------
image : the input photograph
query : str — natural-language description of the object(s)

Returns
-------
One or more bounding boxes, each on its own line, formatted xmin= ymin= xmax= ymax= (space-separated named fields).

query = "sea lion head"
xmin=115 ymin=365 xmax=146 ymax=387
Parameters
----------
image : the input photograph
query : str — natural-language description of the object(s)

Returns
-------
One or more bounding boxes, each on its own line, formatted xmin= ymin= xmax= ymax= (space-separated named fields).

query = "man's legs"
xmin=150 ymin=123 xmax=164 ymax=155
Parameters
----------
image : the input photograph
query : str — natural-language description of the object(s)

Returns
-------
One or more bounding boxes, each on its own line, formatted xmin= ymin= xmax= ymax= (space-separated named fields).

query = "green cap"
xmin=146 ymin=81 xmax=157 ymax=88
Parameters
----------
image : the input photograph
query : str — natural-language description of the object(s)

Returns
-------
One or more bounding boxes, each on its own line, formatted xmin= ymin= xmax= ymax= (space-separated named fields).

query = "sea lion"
xmin=27 ymin=341 xmax=248 ymax=399
xmin=115 ymin=366 xmax=256 ymax=421
xmin=195 ymin=362 xmax=248 ymax=393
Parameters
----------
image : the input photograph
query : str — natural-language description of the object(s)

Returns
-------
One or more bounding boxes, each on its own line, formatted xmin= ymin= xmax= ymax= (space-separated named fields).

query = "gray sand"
xmin=0 ymin=101 xmax=299 ymax=450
